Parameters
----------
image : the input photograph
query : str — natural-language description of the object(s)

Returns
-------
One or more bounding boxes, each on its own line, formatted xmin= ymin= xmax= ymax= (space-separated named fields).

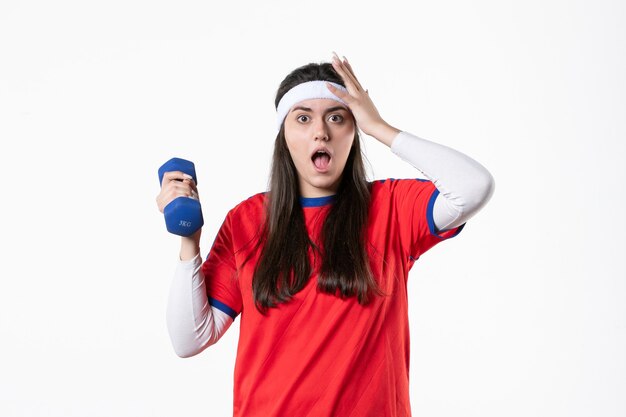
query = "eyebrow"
xmin=290 ymin=105 xmax=348 ymax=114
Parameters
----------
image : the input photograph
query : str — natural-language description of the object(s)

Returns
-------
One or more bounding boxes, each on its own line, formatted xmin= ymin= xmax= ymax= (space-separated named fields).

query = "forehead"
xmin=290 ymin=98 xmax=350 ymax=112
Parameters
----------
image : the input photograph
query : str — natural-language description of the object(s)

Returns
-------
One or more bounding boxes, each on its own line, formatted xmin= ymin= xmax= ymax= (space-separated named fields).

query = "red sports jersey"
xmin=201 ymin=178 xmax=465 ymax=417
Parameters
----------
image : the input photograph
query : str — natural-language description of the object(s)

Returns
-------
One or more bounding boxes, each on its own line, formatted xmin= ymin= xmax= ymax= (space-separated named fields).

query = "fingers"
xmin=331 ymin=53 xmax=357 ymax=94
xmin=331 ymin=52 xmax=365 ymax=94
xmin=156 ymin=182 xmax=199 ymax=212
xmin=162 ymin=170 xmax=195 ymax=184
xmin=161 ymin=171 xmax=198 ymax=194
xmin=156 ymin=171 xmax=199 ymax=213
xmin=338 ymin=54 xmax=364 ymax=91
xmin=171 ymin=179 xmax=198 ymax=197
xmin=325 ymin=82 xmax=350 ymax=101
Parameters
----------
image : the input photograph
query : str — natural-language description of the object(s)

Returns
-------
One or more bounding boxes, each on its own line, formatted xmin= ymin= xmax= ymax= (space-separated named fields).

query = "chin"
xmin=311 ymin=177 xmax=341 ymax=191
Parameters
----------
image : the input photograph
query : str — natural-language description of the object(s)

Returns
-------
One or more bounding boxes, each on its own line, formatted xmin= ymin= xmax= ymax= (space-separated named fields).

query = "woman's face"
xmin=283 ymin=98 xmax=356 ymax=198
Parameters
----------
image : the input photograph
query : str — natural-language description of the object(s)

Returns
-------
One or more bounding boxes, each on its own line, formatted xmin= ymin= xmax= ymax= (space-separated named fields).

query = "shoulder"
xmin=213 ymin=192 xmax=267 ymax=244
xmin=368 ymin=178 xmax=439 ymax=219
xmin=369 ymin=178 xmax=435 ymax=199
xmin=225 ymin=191 xmax=267 ymax=222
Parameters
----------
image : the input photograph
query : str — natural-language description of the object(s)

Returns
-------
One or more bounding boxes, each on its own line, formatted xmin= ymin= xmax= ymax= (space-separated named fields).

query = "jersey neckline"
xmin=299 ymin=194 xmax=337 ymax=207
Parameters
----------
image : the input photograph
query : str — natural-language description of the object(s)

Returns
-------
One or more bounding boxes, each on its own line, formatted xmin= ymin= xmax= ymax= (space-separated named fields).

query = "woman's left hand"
xmin=326 ymin=52 xmax=400 ymax=146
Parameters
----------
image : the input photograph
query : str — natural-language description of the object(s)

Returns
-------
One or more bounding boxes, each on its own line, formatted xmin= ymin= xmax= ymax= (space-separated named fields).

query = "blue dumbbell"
xmin=158 ymin=157 xmax=204 ymax=237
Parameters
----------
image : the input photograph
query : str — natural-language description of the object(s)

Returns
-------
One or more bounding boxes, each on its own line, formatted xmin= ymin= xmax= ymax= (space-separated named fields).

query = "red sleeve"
xmin=391 ymin=178 xmax=466 ymax=264
xmin=201 ymin=211 xmax=243 ymax=319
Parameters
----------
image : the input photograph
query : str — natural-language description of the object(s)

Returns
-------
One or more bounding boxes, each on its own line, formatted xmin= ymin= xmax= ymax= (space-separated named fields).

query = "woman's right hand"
xmin=156 ymin=171 xmax=200 ymax=213
xmin=156 ymin=171 xmax=202 ymax=252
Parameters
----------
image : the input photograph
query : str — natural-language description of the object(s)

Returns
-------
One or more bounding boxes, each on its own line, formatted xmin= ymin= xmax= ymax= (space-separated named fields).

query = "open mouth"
xmin=311 ymin=150 xmax=331 ymax=171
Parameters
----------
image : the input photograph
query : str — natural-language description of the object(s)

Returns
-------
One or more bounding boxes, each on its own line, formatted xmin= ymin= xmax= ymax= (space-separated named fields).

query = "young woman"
xmin=156 ymin=52 xmax=495 ymax=417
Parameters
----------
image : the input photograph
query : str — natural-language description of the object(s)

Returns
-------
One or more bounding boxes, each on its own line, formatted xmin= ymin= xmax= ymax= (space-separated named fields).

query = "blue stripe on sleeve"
xmin=427 ymin=188 xmax=466 ymax=239
xmin=208 ymin=297 xmax=238 ymax=319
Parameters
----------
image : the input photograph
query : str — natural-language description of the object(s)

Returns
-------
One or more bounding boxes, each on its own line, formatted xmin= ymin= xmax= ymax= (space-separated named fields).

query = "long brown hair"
xmin=246 ymin=62 xmax=385 ymax=314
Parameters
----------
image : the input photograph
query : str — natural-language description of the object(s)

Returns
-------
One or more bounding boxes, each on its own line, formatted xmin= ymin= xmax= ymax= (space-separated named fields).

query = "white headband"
xmin=275 ymin=80 xmax=348 ymax=131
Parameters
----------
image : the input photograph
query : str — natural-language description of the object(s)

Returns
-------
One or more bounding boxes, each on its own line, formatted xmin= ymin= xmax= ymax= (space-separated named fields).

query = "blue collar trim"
xmin=299 ymin=194 xmax=337 ymax=207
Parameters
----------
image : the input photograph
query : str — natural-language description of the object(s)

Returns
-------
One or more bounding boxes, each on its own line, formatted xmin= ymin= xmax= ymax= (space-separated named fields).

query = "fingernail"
xmin=183 ymin=173 xmax=193 ymax=180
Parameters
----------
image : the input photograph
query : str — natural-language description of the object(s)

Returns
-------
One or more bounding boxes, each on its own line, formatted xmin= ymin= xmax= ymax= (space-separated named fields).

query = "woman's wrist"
xmin=180 ymin=230 xmax=201 ymax=261
xmin=362 ymin=121 xmax=401 ymax=147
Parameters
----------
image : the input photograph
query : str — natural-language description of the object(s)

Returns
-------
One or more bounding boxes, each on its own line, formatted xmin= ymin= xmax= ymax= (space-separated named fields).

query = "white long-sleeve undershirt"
xmin=166 ymin=253 xmax=233 ymax=358
xmin=390 ymin=131 xmax=495 ymax=231
xmin=165 ymin=131 xmax=495 ymax=357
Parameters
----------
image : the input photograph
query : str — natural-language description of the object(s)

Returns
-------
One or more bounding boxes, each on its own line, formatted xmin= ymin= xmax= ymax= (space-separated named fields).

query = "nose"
xmin=313 ymin=118 xmax=329 ymax=141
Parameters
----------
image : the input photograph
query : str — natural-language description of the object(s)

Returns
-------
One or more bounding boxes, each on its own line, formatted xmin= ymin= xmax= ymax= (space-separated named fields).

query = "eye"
xmin=328 ymin=114 xmax=344 ymax=123
xmin=297 ymin=115 xmax=310 ymax=123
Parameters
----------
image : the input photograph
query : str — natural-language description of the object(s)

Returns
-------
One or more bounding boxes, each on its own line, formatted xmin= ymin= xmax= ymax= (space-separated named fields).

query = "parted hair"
xmin=245 ymin=62 xmax=385 ymax=315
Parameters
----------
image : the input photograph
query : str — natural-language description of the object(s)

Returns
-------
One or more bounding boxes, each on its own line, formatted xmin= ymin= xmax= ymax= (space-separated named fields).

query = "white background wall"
xmin=1 ymin=0 xmax=624 ymax=416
